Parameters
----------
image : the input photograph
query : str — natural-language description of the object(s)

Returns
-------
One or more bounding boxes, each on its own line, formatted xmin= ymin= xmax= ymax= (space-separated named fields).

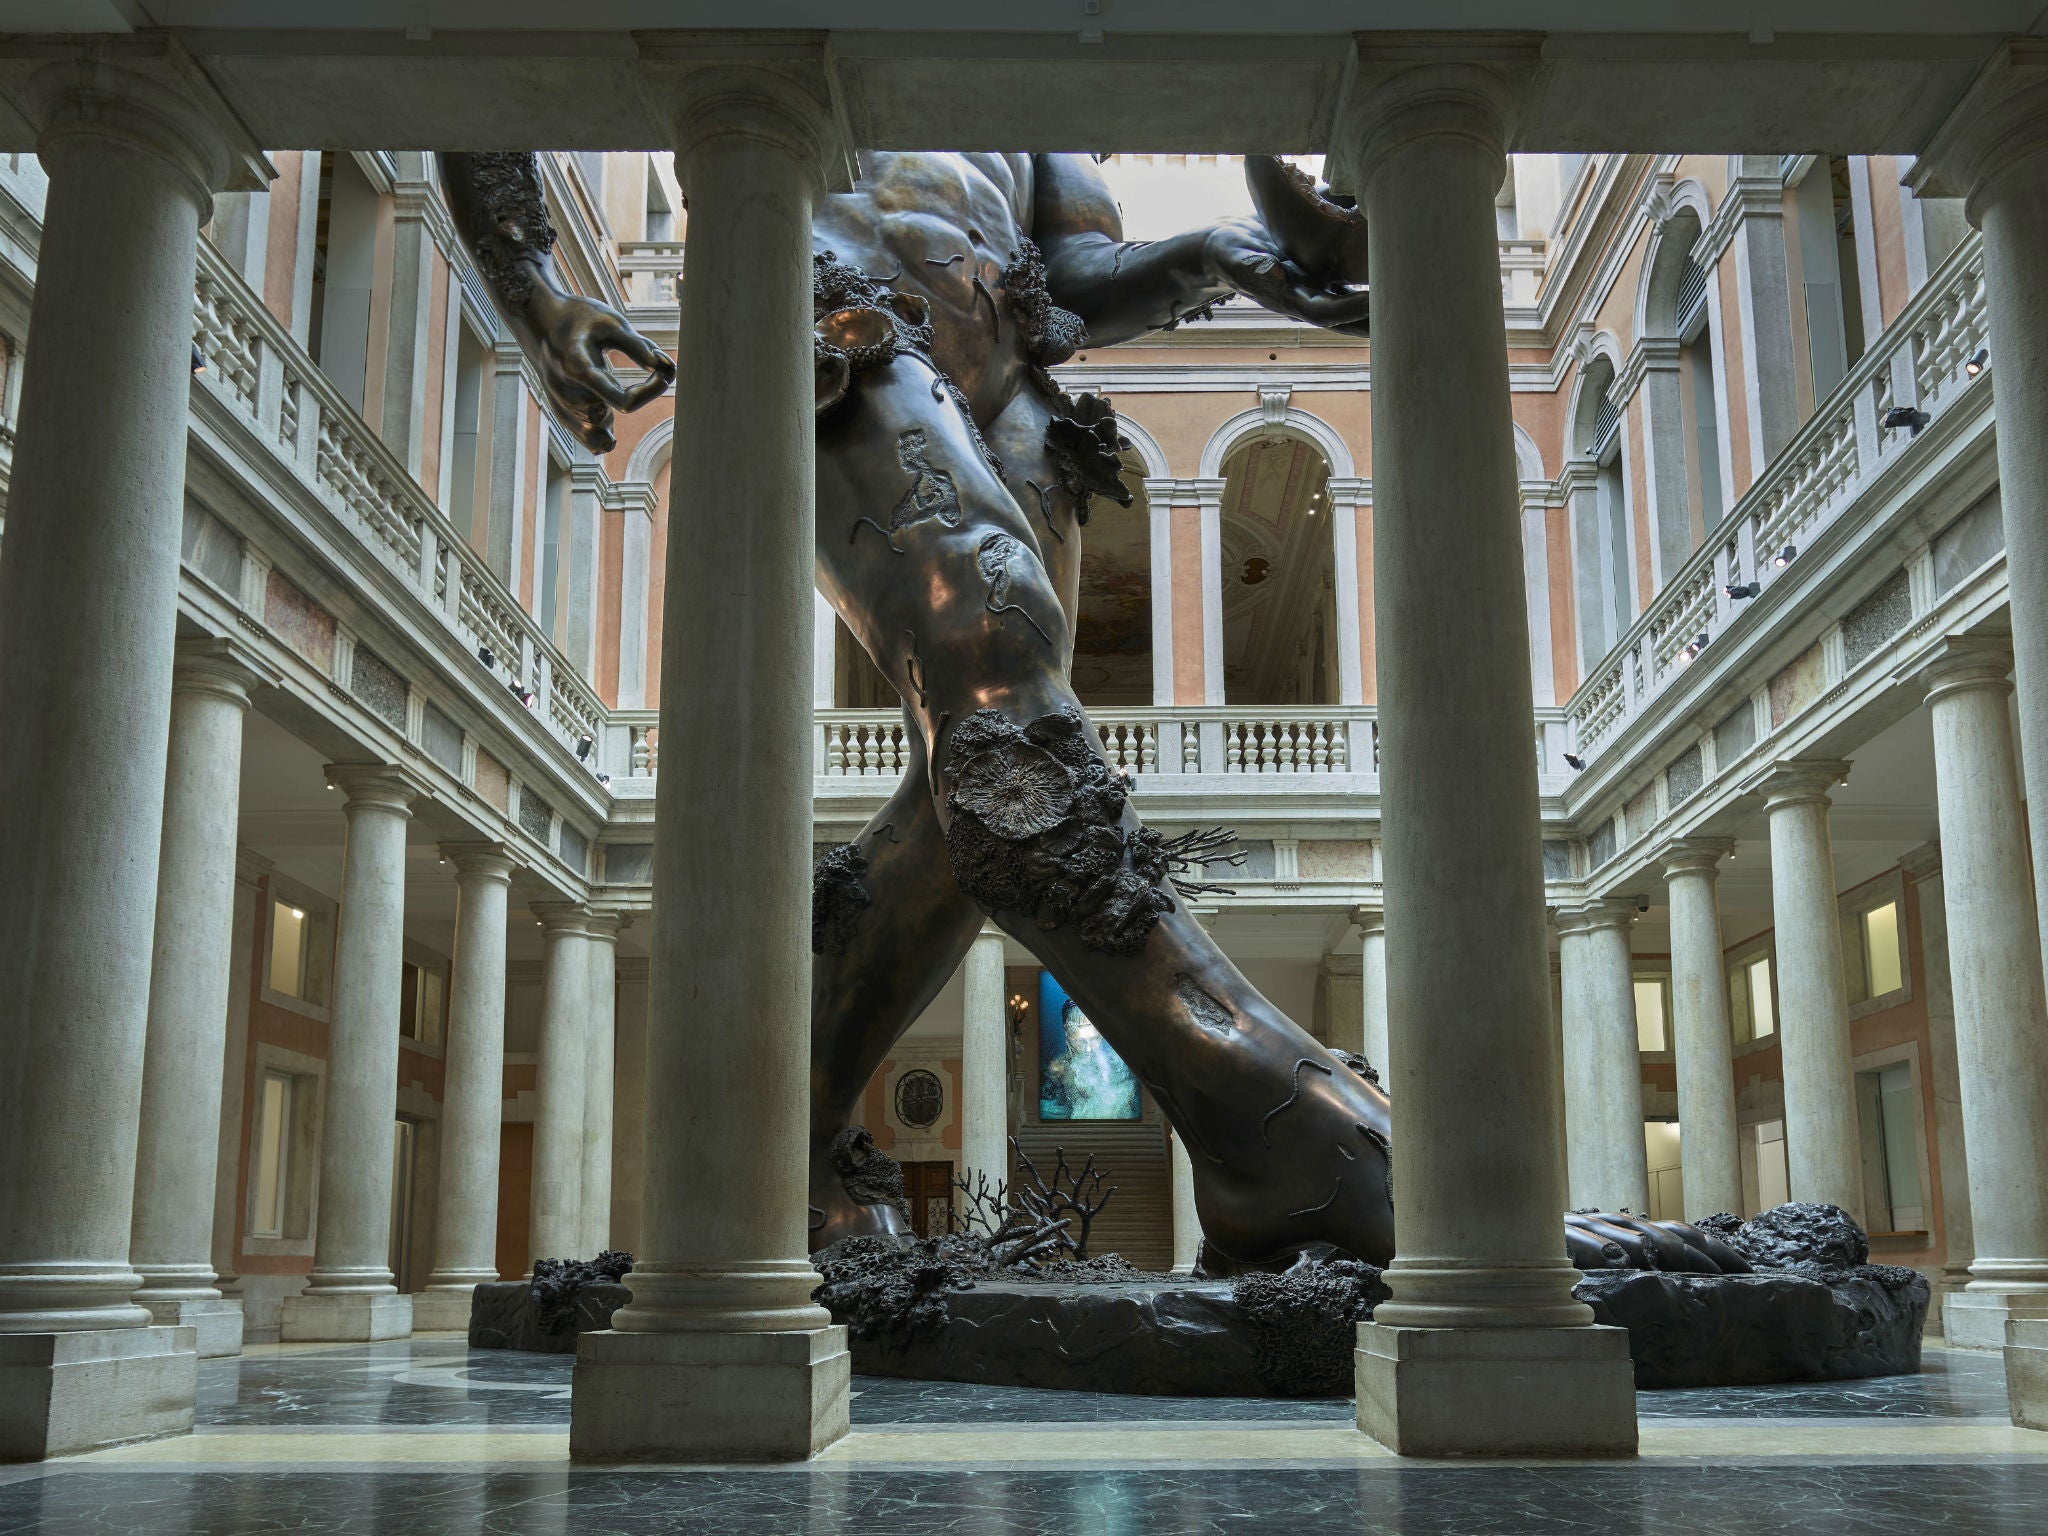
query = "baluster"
xmin=1333 ymin=722 xmax=1351 ymax=773
xmin=1182 ymin=724 xmax=1201 ymax=772
xmin=859 ymin=724 xmax=879 ymax=777
xmin=1226 ymin=722 xmax=1244 ymax=773
xmin=1139 ymin=724 xmax=1156 ymax=774
xmin=1260 ymin=722 xmax=1280 ymax=774
xmin=631 ymin=730 xmax=650 ymax=777
xmin=827 ymin=723 xmax=847 ymax=776
xmin=1310 ymin=721 xmax=1330 ymax=773
xmin=890 ymin=723 xmax=907 ymax=774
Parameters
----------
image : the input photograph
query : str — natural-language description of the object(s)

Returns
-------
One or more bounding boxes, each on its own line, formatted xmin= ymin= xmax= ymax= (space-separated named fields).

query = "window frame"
xmin=1841 ymin=871 xmax=1912 ymax=1018
xmin=260 ymin=878 xmax=334 ymax=1021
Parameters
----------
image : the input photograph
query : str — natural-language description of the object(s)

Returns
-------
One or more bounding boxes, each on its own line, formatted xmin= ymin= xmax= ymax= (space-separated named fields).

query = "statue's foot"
xmin=1177 ymin=1050 xmax=1397 ymax=1271
xmin=808 ymin=1125 xmax=915 ymax=1251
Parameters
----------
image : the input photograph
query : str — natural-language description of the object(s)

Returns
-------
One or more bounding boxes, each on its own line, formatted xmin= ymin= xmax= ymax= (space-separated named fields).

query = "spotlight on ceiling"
xmin=477 ymin=644 xmax=496 ymax=669
xmin=1563 ymin=753 xmax=1586 ymax=772
xmin=1881 ymin=404 xmax=1930 ymax=434
xmin=1966 ymin=346 xmax=1989 ymax=378
xmin=1725 ymin=580 xmax=1761 ymax=600
xmin=576 ymin=732 xmax=594 ymax=761
xmin=1774 ymin=543 xmax=1797 ymax=568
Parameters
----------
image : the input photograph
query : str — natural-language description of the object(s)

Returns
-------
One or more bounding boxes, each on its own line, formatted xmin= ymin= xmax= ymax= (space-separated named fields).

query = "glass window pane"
xmin=1749 ymin=958 xmax=1776 ymax=1038
xmin=1864 ymin=902 xmax=1903 ymax=997
xmin=1634 ymin=980 xmax=1666 ymax=1052
xmin=268 ymin=902 xmax=305 ymax=998
xmin=1877 ymin=1060 xmax=1923 ymax=1229
xmin=254 ymin=1074 xmax=288 ymax=1237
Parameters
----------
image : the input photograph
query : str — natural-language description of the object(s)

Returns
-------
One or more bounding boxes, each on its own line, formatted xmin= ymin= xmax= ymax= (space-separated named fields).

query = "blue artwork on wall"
xmin=1037 ymin=970 xmax=1141 ymax=1121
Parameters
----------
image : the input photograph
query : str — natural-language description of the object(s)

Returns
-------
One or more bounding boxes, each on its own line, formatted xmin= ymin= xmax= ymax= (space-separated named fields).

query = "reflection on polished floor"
xmin=0 ymin=1338 xmax=2041 ymax=1533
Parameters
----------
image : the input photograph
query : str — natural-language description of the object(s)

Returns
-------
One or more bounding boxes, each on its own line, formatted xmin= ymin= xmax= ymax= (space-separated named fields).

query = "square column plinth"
xmin=1356 ymin=1322 xmax=1638 ymax=1456
xmin=0 ymin=1325 xmax=197 ymax=1460
xmin=2008 ymin=1317 xmax=2048 ymax=1430
xmin=279 ymin=1293 xmax=412 ymax=1343
xmin=1946 ymin=1291 xmax=2048 ymax=1351
xmin=571 ymin=1326 xmax=850 ymax=1462
xmin=408 ymin=1290 xmax=478 ymax=1333
xmin=138 ymin=1297 xmax=243 ymax=1359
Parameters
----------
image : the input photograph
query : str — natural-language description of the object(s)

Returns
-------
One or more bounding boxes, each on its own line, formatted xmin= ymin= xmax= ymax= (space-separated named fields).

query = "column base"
xmin=571 ymin=1326 xmax=849 ymax=1462
xmin=137 ymin=1296 xmax=243 ymax=1359
xmin=1355 ymin=1322 xmax=1637 ymax=1456
xmin=2007 ymin=1318 xmax=2048 ymax=1431
xmin=0 ymin=1325 xmax=197 ymax=1460
xmin=1942 ymin=1289 xmax=2048 ymax=1351
xmin=409 ymin=1289 xmax=479 ymax=1333
xmin=279 ymin=1292 xmax=412 ymax=1343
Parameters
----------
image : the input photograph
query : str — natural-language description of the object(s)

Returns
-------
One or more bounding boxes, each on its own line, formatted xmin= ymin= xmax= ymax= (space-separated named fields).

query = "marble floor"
xmin=0 ymin=1335 xmax=2040 ymax=1533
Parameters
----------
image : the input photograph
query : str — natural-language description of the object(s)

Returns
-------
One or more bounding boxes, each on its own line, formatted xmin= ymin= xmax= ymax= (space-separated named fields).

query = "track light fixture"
xmin=596 ymin=772 xmax=611 ymax=786
xmin=1774 ymin=544 xmax=1797 ymax=568
xmin=1881 ymin=404 xmax=1930 ymax=434
xmin=190 ymin=343 xmax=206 ymax=375
xmin=1563 ymin=753 xmax=1586 ymax=772
xmin=508 ymin=680 xmax=535 ymax=707
xmin=1966 ymin=347 xmax=1989 ymax=378
xmin=1725 ymin=580 xmax=1760 ymax=600
xmin=576 ymin=732 xmax=594 ymax=761
xmin=477 ymin=644 xmax=496 ymax=669
xmin=1678 ymin=630 xmax=1709 ymax=665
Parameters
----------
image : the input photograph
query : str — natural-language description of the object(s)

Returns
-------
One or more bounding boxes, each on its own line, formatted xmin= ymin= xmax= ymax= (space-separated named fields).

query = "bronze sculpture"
xmin=445 ymin=149 xmax=1737 ymax=1279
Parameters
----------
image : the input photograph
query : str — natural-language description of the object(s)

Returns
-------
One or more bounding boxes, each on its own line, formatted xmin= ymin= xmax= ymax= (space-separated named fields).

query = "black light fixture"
xmin=596 ymin=772 xmax=612 ymax=786
xmin=575 ymin=732 xmax=595 ymax=761
xmin=508 ymin=679 xmax=535 ymax=707
xmin=1881 ymin=404 xmax=1930 ymax=434
xmin=1725 ymin=579 xmax=1761 ymax=600
xmin=477 ymin=644 xmax=496 ymax=669
xmin=190 ymin=343 xmax=206 ymax=375
xmin=1966 ymin=346 xmax=1990 ymax=378
xmin=1774 ymin=543 xmax=1797 ymax=568
xmin=1563 ymin=753 xmax=1586 ymax=772
xmin=1679 ymin=630 xmax=1709 ymax=665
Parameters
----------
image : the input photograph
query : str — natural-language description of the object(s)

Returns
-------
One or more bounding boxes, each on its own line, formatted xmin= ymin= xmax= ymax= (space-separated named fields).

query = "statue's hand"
xmin=1203 ymin=219 xmax=1369 ymax=337
xmin=524 ymin=283 xmax=676 ymax=453
xmin=1565 ymin=1210 xmax=1754 ymax=1275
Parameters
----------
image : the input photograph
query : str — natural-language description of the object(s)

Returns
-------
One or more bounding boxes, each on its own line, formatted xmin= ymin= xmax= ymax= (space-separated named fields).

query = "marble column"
xmin=0 ymin=60 xmax=259 ymax=1458
xmin=1663 ymin=840 xmax=1742 ymax=1220
xmin=1756 ymin=761 xmax=1863 ymax=1223
xmin=1169 ymin=1130 xmax=1202 ymax=1275
xmin=209 ymin=864 xmax=261 ymax=1298
xmin=129 ymin=642 xmax=271 ymax=1359
xmin=280 ymin=766 xmax=418 ymax=1342
xmin=529 ymin=904 xmax=591 ymax=1269
xmin=570 ymin=64 xmax=849 ymax=1463
xmin=1900 ymin=843 xmax=1973 ymax=1300
xmin=414 ymin=843 xmax=516 ymax=1332
xmin=1356 ymin=907 xmax=1389 ymax=1076
xmin=1347 ymin=62 xmax=1635 ymax=1456
xmin=959 ymin=929 xmax=1009 ymax=1199
xmin=581 ymin=913 xmax=624 ymax=1258
xmin=1921 ymin=643 xmax=2048 ymax=1348
xmin=1555 ymin=901 xmax=1651 ymax=1214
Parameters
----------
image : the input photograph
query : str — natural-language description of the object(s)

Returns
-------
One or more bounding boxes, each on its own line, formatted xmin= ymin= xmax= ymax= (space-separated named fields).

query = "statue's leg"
xmin=816 ymin=356 xmax=1396 ymax=1268
xmin=807 ymin=732 xmax=984 ymax=1245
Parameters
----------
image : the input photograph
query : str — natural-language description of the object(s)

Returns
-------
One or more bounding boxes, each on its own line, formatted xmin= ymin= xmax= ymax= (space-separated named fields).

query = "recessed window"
xmin=399 ymin=960 xmax=445 ymax=1048
xmin=1633 ymin=977 xmax=1668 ymax=1053
xmin=1862 ymin=901 xmax=1903 ymax=999
xmin=268 ymin=901 xmax=307 ymax=998
xmin=251 ymin=1071 xmax=292 ymax=1239
xmin=1729 ymin=953 xmax=1776 ymax=1044
xmin=1856 ymin=1061 xmax=1925 ymax=1234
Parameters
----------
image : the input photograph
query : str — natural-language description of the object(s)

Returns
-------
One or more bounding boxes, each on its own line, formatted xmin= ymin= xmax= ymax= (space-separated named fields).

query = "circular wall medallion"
xmin=894 ymin=1068 xmax=945 ymax=1129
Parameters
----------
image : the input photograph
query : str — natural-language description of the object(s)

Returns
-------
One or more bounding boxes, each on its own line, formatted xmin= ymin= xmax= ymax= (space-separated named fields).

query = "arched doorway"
xmin=1219 ymin=434 xmax=1338 ymax=706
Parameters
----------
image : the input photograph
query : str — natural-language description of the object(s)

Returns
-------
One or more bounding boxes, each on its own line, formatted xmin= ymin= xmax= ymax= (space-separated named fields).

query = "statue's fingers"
xmin=595 ymin=321 xmax=677 ymax=380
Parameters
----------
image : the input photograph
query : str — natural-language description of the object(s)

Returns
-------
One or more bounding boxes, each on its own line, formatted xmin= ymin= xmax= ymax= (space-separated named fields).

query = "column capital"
xmin=323 ymin=762 xmax=425 ymax=814
xmin=1659 ymin=837 xmax=1736 ymax=879
xmin=171 ymin=635 xmax=278 ymax=707
xmin=655 ymin=55 xmax=852 ymax=195
xmin=1899 ymin=840 xmax=1943 ymax=882
xmin=1749 ymin=759 xmax=1851 ymax=811
xmin=17 ymin=48 xmax=270 ymax=207
xmin=1907 ymin=46 xmax=2048 ymax=223
xmin=586 ymin=910 xmax=632 ymax=941
xmin=1331 ymin=55 xmax=1532 ymax=194
xmin=1552 ymin=898 xmax=1638 ymax=939
xmin=531 ymin=900 xmax=594 ymax=937
xmin=1352 ymin=905 xmax=1385 ymax=937
xmin=440 ymin=841 xmax=518 ymax=882
xmin=1919 ymin=635 xmax=2014 ymax=702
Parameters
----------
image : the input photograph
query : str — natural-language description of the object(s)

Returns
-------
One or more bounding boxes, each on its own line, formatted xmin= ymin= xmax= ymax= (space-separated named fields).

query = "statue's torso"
xmin=816 ymin=152 xmax=1039 ymax=421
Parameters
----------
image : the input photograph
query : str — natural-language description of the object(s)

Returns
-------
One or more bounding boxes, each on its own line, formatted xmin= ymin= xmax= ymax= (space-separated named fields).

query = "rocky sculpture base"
xmin=468 ymin=1251 xmax=636 ymax=1354
xmin=823 ymin=1204 xmax=1929 ymax=1396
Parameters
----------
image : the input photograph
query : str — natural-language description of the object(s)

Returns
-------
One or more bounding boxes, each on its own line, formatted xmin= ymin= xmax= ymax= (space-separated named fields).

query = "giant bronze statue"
xmin=445 ymin=149 xmax=1740 ymax=1280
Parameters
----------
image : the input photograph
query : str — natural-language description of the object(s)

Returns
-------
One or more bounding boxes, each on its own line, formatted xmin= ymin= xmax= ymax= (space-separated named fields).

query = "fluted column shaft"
xmin=581 ymin=914 xmax=623 ymax=1257
xmin=1358 ymin=908 xmax=1389 ymax=1076
xmin=1663 ymin=841 xmax=1742 ymax=1219
xmin=1557 ymin=902 xmax=1650 ymax=1213
xmin=530 ymin=905 xmax=591 ymax=1267
xmin=1924 ymin=645 xmax=2048 ymax=1301
xmin=129 ymin=645 xmax=266 ymax=1356
xmin=960 ymin=929 xmax=1009 ymax=1197
xmin=1759 ymin=762 xmax=1863 ymax=1223
xmin=421 ymin=845 xmax=515 ymax=1306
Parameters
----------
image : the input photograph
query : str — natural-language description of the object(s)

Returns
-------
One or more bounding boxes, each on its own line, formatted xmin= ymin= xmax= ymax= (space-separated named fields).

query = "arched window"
xmin=1567 ymin=354 xmax=1633 ymax=663
xmin=1218 ymin=434 xmax=1338 ymax=706
xmin=1640 ymin=204 xmax=1727 ymax=563
xmin=1069 ymin=445 xmax=1155 ymax=708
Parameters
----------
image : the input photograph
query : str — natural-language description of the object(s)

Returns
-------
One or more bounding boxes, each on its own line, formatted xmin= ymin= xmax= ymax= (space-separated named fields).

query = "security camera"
xmin=1635 ymin=896 xmax=1650 ymax=914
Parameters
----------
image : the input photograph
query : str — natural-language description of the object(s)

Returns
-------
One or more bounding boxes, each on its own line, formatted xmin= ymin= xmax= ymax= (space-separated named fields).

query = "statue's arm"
xmin=1031 ymin=154 xmax=1369 ymax=349
xmin=438 ymin=152 xmax=674 ymax=453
